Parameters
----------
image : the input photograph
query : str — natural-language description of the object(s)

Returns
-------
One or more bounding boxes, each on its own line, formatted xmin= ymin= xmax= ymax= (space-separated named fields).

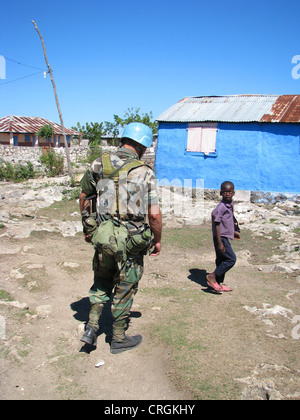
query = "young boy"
xmin=206 ymin=181 xmax=240 ymax=293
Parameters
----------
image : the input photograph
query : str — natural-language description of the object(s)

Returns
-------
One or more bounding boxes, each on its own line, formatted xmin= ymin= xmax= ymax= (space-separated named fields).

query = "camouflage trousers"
xmin=87 ymin=250 xmax=144 ymax=340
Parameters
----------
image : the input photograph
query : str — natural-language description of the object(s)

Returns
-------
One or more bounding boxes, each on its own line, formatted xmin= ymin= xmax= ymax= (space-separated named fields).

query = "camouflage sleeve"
xmin=145 ymin=167 xmax=159 ymax=206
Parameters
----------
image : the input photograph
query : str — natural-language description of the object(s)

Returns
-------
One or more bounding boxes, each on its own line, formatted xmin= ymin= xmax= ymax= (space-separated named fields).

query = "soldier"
xmin=79 ymin=122 xmax=162 ymax=354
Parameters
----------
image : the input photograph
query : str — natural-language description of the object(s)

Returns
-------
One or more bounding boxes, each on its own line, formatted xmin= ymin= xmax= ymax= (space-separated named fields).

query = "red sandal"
xmin=206 ymin=275 xmax=223 ymax=293
xmin=221 ymin=284 xmax=233 ymax=292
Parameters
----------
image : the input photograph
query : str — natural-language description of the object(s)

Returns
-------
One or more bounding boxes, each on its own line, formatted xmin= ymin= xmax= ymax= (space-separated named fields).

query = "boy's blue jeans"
xmin=213 ymin=236 xmax=236 ymax=283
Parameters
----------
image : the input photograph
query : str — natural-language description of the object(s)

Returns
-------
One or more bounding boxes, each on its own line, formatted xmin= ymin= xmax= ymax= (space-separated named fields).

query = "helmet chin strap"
xmin=122 ymin=139 xmax=146 ymax=159
xmin=137 ymin=144 xmax=146 ymax=159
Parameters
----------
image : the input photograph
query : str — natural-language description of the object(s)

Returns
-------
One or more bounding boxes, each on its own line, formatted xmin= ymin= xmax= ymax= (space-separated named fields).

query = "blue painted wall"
xmin=155 ymin=122 xmax=300 ymax=193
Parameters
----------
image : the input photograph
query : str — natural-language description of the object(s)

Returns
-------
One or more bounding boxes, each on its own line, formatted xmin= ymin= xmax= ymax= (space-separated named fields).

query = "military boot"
xmin=80 ymin=303 xmax=103 ymax=346
xmin=80 ymin=326 xmax=98 ymax=346
xmin=110 ymin=334 xmax=142 ymax=354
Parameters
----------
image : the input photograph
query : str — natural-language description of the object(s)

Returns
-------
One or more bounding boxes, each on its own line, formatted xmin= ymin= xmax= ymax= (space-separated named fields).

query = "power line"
xmin=0 ymin=55 xmax=49 ymax=86
xmin=0 ymin=71 xmax=46 ymax=86
xmin=4 ymin=56 xmax=45 ymax=72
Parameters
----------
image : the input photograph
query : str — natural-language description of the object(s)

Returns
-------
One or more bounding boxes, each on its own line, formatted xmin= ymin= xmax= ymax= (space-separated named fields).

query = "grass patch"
xmin=35 ymin=199 xmax=80 ymax=221
xmin=0 ymin=289 xmax=14 ymax=301
xmin=50 ymin=336 xmax=88 ymax=399
xmin=162 ymin=224 xmax=284 ymax=265
xmin=163 ymin=223 xmax=212 ymax=249
xmin=145 ymin=284 xmax=241 ymax=399
xmin=29 ymin=230 xmax=62 ymax=240
xmin=234 ymin=228 xmax=283 ymax=264
xmin=152 ymin=315 xmax=204 ymax=351
xmin=21 ymin=269 xmax=48 ymax=293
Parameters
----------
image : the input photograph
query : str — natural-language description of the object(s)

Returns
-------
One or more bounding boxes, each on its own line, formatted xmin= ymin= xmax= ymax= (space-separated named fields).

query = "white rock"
xmin=0 ymin=300 xmax=29 ymax=309
xmin=10 ymin=269 xmax=25 ymax=279
xmin=62 ymin=262 xmax=80 ymax=268
xmin=22 ymin=245 xmax=34 ymax=252
xmin=26 ymin=264 xmax=44 ymax=269
xmin=95 ymin=359 xmax=105 ymax=368
xmin=35 ymin=305 xmax=52 ymax=318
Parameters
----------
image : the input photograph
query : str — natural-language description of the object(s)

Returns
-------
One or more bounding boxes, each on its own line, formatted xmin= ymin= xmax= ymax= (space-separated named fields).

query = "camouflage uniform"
xmin=80 ymin=147 xmax=159 ymax=341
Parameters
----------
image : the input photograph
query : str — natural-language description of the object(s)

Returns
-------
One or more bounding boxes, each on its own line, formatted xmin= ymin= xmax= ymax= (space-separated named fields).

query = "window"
xmin=25 ymin=134 xmax=31 ymax=142
xmin=186 ymin=123 xmax=218 ymax=156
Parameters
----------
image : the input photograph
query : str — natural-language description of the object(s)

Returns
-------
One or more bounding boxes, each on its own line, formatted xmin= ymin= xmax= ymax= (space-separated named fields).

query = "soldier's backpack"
xmin=91 ymin=153 xmax=152 ymax=267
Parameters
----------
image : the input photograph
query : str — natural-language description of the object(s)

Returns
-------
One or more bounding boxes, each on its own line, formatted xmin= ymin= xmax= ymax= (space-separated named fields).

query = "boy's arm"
xmin=234 ymin=231 xmax=240 ymax=239
xmin=234 ymin=215 xmax=241 ymax=239
xmin=214 ymin=222 xmax=225 ymax=253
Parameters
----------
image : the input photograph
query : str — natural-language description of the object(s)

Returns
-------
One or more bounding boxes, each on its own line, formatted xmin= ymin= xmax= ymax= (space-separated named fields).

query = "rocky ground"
xmin=0 ymin=176 xmax=299 ymax=400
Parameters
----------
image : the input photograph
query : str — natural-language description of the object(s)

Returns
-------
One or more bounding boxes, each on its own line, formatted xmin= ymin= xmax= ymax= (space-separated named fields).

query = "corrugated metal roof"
xmin=156 ymin=95 xmax=300 ymax=123
xmin=0 ymin=116 xmax=81 ymax=135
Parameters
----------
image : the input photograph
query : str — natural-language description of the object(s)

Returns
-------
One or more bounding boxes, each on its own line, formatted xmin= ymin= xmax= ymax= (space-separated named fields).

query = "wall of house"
xmin=0 ymin=133 xmax=71 ymax=147
xmin=155 ymin=122 xmax=300 ymax=193
xmin=0 ymin=133 xmax=9 ymax=144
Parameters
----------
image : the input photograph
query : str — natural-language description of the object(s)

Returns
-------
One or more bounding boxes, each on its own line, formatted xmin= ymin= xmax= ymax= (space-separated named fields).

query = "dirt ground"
xmin=0 ymin=181 xmax=299 ymax=400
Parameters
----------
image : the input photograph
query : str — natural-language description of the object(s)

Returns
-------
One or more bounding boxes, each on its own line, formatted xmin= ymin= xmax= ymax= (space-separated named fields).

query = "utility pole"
xmin=32 ymin=20 xmax=72 ymax=177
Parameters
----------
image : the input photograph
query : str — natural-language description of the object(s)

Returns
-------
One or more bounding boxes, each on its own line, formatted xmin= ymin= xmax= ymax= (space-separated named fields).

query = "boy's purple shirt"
xmin=211 ymin=199 xmax=235 ymax=240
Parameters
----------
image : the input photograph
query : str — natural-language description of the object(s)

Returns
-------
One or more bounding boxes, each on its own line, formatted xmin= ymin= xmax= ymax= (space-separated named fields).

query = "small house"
xmin=155 ymin=95 xmax=300 ymax=194
xmin=0 ymin=115 xmax=81 ymax=147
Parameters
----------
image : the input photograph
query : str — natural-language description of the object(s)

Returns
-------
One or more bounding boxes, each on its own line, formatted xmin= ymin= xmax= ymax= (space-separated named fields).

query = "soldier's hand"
xmin=150 ymin=241 xmax=161 ymax=256
xmin=84 ymin=233 xmax=91 ymax=243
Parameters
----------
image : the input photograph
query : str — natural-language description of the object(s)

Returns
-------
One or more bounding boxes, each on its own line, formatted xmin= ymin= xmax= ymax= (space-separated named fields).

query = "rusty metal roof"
xmin=0 ymin=115 xmax=81 ymax=135
xmin=156 ymin=95 xmax=300 ymax=123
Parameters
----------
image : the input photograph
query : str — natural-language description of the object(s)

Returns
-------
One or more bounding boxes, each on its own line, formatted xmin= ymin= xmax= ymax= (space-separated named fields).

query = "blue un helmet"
xmin=121 ymin=122 xmax=153 ymax=148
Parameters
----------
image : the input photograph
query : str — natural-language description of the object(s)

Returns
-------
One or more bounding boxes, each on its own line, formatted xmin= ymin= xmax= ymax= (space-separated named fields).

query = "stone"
xmin=10 ymin=269 xmax=25 ymax=279
xmin=35 ymin=305 xmax=52 ymax=318
xmin=271 ymin=264 xmax=299 ymax=273
xmin=27 ymin=281 xmax=38 ymax=291
xmin=95 ymin=359 xmax=105 ymax=368
xmin=26 ymin=264 xmax=44 ymax=270
xmin=0 ymin=300 xmax=29 ymax=309
xmin=62 ymin=262 xmax=80 ymax=268
xmin=22 ymin=245 xmax=34 ymax=252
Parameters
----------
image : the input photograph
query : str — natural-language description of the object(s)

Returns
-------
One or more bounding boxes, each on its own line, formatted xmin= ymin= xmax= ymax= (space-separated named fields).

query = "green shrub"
xmin=86 ymin=144 xmax=102 ymax=163
xmin=14 ymin=162 xmax=35 ymax=181
xmin=0 ymin=160 xmax=37 ymax=182
xmin=40 ymin=150 xmax=64 ymax=176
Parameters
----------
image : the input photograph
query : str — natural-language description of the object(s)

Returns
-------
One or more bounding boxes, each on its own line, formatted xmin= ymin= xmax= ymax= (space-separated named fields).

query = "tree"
xmin=37 ymin=124 xmax=54 ymax=142
xmin=72 ymin=122 xmax=105 ymax=145
xmin=72 ymin=107 xmax=157 ymax=146
xmin=108 ymin=108 xmax=158 ymax=136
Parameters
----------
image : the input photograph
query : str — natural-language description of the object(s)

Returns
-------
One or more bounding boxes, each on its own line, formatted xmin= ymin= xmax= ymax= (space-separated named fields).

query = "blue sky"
xmin=1 ymin=0 xmax=300 ymax=128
